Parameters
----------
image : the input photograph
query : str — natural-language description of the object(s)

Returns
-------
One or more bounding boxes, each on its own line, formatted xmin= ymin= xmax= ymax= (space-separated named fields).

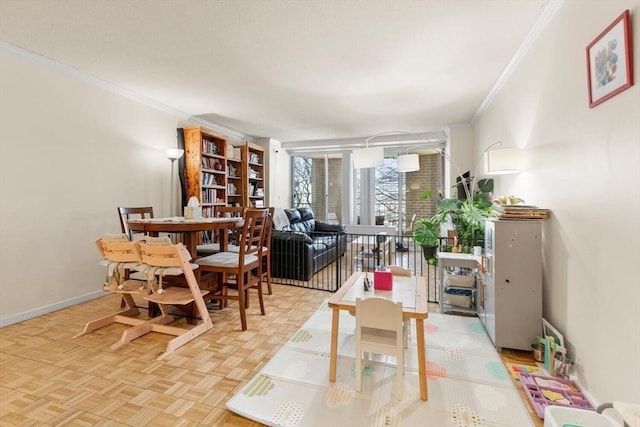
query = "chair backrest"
xmin=239 ymin=208 xmax=268 ymax=258
xmin=134 ymin=241 xmax=200 ymax=295
xmin=262 ymin=207 xmax=275 ymax=249
xmin=98 ymin=238 xmax=139 ymax=263
xmin=215 ymin=206 xmax=244 ymax=218
xmin=134 ymin=241 xmax=191 ymax=268
xmin=215 ymin=206 xmax=244 ymax=244
xmin=356 ymin=297 xmax=403 ymax=336
xmin=118 ymin=206 xmax=154 ymax=239
xmin=388 ymin=265 xmax=411 ymax=276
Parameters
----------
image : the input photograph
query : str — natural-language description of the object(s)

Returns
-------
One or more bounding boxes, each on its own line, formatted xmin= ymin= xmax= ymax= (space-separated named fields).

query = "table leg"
xmin=416 ymin=318 xmax=428 ymax=400
xmin=329 ymin=308 xmax=339 ymax=382
xmin=182 ymin=232 xmax=198 ymax=259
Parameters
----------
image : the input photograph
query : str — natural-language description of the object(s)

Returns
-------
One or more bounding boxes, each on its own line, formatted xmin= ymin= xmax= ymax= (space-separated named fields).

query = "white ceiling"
xmin=0 ymin=0 xmax=550 ymax=145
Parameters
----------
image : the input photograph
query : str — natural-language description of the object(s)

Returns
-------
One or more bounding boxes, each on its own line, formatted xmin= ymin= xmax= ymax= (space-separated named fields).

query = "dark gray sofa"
xmin=271 ymin=207 xmax=346 ymax=281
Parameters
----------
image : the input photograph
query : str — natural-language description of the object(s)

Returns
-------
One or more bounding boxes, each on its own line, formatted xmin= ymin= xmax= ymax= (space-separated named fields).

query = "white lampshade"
xmin=484 ymin=148 xmax=524 ymax=175
xmin=166 ymin=148 xmax=184 ymax=160
xmin=353 ymin=146 xmax=384 ymax=169
xmin=397 ymin=153 xmax=420 ymax=172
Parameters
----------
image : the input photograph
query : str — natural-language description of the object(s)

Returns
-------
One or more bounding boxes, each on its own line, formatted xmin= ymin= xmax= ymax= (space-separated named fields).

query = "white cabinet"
xmin=479 ymin=220 xmax=542 ymax=351
xmin=438 ymin=252 xmax=482 ymax=314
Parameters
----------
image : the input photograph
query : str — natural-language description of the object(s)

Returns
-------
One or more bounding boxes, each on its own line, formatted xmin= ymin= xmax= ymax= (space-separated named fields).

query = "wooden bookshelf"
xmin=242 ymin=142 xmax=265 ymax=207
xmin=182 ymin=126 xmax=228 ymax=224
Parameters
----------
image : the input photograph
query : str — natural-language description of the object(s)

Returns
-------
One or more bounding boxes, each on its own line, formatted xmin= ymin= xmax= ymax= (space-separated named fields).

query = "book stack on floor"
xmin=494 ymin=205 xmax=550 ymax=220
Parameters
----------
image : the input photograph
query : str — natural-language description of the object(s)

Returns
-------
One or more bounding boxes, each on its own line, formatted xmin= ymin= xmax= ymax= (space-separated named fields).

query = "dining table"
xmin=127 ymin=216 xmax=243 ymax=259
xmin=327 ymin=271 xmax=429 ymax=400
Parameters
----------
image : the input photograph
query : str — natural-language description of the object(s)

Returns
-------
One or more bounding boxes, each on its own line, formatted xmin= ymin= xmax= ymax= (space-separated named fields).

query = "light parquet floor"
xmin=0 ymin=284 xmax=542 ymax=426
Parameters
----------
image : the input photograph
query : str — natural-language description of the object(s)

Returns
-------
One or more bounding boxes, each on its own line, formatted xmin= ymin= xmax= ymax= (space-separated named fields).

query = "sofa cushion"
xmin=298 ymin=207 xmax=314 ymax=221
xmin=284 ymin=208 xmax=302 ymax=224
xmin=286 ymin=207 xmax=316 ymax=234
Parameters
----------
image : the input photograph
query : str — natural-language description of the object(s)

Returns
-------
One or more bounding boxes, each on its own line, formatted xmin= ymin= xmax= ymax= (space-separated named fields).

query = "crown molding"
xmin=0 ymin=41 xmax=248 ymax=139
xmin=471 ymin=0 xmax=564 ymax=123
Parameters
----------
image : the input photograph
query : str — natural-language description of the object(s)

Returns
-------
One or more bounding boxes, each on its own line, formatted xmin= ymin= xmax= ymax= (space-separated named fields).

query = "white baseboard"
xmin=0 ymin=291 xmax=104 ymax=327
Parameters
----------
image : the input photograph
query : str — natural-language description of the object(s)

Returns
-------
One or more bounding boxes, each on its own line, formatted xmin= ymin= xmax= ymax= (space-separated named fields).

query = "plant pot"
xmin=421 ymin=245 xmax=437 ymax=260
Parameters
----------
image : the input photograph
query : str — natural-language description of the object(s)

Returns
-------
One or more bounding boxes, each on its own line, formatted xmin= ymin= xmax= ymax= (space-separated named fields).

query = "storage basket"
xmin=443 ymin=288 xmax=473 ymax=308
xmin=445 ymin=272 xmax=475 ymax=288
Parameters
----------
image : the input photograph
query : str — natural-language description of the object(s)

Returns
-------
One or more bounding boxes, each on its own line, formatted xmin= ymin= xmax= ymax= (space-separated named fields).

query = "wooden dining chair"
xmin=195 ymin=208 xmax=268 ymax=331
xmin=196 ymin=206 xmax=245 ymax=257
xmin=118 ymin=206 xmax=154 ymax=240
xmin=257 ymin=207 xmax=275 ymax=295
xmin=355 ymin=297 xmax=405 ymax=400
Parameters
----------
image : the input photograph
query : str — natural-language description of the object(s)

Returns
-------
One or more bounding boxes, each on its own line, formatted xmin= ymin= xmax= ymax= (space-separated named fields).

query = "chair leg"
xmin=396 ymin=352 xmax=404 ymax=400
xmin=404 ymin=321 xmax=409 ymax=349
xmin=263 ymin=254 xmax=272 ymax=295
xmin=257 ymin=277 xmax=265 ymax=315
xmin=355 ymin=349 xmax=362 ymax=392
xmin=237 ymin=273 xmax=247 ymax=331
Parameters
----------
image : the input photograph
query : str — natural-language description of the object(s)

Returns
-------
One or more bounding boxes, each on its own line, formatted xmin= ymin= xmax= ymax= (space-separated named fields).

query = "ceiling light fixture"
xmin=352 ymin=137 xmax=384 ymax=169
xmin=354 ymin=131 xmax=426 ymax=169
xmin=397 ymin=153 xmax=420 ymax=172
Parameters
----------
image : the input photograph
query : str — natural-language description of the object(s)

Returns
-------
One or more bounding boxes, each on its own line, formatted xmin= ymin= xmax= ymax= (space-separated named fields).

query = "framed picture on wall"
xmin=586 ymin=10 xmax=633 ymax=108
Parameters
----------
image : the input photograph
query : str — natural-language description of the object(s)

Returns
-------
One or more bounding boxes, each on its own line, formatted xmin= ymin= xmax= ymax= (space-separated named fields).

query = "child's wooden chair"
xmin=355 ymin=297 xmax=405 ymax=400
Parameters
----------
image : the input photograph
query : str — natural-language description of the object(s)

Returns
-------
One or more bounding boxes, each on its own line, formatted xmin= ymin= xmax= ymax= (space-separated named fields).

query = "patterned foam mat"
xmin=227 ymin=302 xmax=535 ymax=427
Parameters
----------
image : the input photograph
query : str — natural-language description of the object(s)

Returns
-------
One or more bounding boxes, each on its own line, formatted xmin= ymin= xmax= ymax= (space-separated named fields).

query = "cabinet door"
xmin=491 ymin=220 xmax=542 ymax=350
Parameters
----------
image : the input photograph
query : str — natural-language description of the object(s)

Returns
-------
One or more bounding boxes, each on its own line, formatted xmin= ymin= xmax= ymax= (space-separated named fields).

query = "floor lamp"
xmin=166 ymin=148 xmax=184 ymax=217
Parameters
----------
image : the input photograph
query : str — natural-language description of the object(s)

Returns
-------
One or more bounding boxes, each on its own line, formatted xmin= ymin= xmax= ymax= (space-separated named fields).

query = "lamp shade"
xmin=166 ymin=148 xmax=184 ymax=160
xmin=353 ymin=146 xmax=384 ymax=169
xmin=484 ymin=148 xmax=524 ymax=175
xmin=397 ymin=153 xmax=420 ymax=172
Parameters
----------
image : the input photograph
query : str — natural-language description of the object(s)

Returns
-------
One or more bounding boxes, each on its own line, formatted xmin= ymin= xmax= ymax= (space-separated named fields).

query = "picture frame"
xmin=542 ymin=318 xmax=565 ymax=373
xmin=542 ymin=318 xmax=564 ymax=349
xmin=586 ymin=10 xmax=633 ymax=108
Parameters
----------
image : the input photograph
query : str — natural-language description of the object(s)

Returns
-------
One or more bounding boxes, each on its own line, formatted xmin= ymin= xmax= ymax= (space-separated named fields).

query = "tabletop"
xmin=128 ymin=216 xmax=243 ymax=257
xmin=328 ymin=272 xmax=428 ymax=319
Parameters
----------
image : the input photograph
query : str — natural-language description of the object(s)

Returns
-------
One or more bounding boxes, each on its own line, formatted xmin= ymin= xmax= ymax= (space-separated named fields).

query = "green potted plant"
xmin=414 ymin=178 xmax=496 ymax=256
xmin=432 ymin=178 xmax=495 ymax=252
xmin=413 ymin=216 xmax=440 ymax=260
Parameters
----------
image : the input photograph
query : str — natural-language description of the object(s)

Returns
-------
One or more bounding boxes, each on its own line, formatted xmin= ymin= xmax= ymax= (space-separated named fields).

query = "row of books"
xmin=201 ymin=157 xmax=224 ymax=170
xmin=201 ymin=172 xmax=220 ymax=186
xmin=201 ymin=188 xmax=224 ymax=204
xmin=202 ymin=139 xmax=222 ymax=155
xmin=493 ymin=205 xmax=550 ymax=220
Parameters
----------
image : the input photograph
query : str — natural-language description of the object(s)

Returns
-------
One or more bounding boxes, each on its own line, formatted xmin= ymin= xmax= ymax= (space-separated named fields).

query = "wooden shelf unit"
xmin=242 ymin=143 xmax=265 ymax=207
xmin=182 ymin=131 xmax=267 ymax=214
xmin=182 ymin=126 xmax=228 ymax=220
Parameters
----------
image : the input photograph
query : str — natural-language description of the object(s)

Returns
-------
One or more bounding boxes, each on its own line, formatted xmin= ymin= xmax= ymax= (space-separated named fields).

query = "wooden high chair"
xmin=76 ymin=239 xmax=212 ymax=360
xmin=123 ymin=241 xmax=213 ymax=359
xmin=74 ymin=237 xmax=146 ymax=338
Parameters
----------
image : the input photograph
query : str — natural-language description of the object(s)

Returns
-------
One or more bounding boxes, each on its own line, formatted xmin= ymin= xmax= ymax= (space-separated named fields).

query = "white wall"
xmin=474 ymin=1 xmax=640 ymax=404
xmin=258 ymin=137 xmax=292 ymax=208
xmin=445 ymin=124 xmax=474 ymax=198
xmin=0 ymin=49 xmax=186 ymax=324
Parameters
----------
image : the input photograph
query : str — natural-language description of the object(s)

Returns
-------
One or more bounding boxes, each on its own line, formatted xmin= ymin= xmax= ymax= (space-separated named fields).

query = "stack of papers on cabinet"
xmin=493 ymin=205 xmax=550 ymax=220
